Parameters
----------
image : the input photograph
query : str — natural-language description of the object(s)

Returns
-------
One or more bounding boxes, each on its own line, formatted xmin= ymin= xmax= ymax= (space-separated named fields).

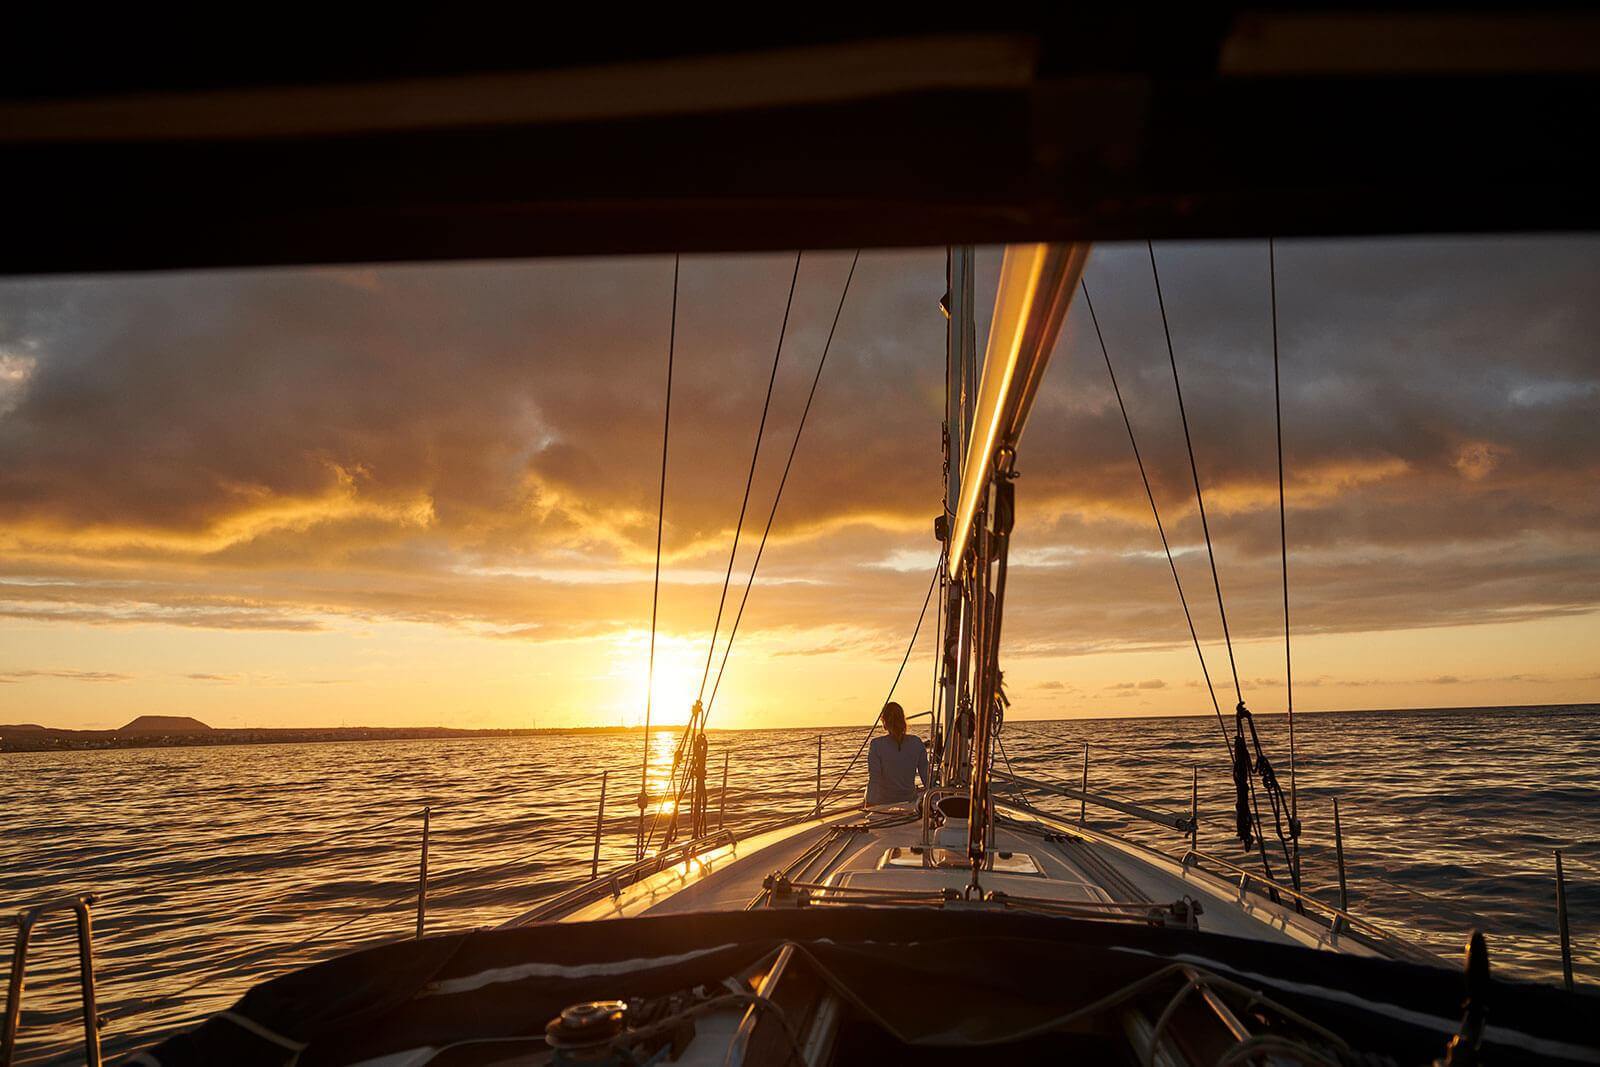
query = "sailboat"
xmin=5 ymin=19 xmax=1599 ymax=1065
xmin=120 ymin=244 xmax=1595 ymax=1066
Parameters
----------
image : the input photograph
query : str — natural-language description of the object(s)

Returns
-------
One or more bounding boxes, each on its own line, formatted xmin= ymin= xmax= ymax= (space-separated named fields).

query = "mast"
xmin=938 ymin=247 xmax=977 ymax=784
xmin=951 ymin=243 xmax=1091 ymax=888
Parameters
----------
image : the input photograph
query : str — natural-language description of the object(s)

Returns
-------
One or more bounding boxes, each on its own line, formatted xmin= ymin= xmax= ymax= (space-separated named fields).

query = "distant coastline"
xmin=0 ymin=717 xmax=680 ymax=753
xmin=4 ymin=702 xmax=1592 ymax=753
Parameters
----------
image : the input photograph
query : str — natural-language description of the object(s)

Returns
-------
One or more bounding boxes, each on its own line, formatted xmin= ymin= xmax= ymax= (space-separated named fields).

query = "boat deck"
xmin=482 ymin=800 xmax=1454 ymax=1066
xmin=131 ymin=798 xmax=1594 ymax=1067
xmin=520 ymin=801 xmax=1380 ymax=959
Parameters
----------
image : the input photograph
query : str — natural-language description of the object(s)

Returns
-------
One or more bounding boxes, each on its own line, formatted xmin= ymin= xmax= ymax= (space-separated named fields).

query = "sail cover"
xmin=948 ymin=243 xmax=1090 ymax=576
xmin=138 ymin=908 xmax=1596 ymax=1065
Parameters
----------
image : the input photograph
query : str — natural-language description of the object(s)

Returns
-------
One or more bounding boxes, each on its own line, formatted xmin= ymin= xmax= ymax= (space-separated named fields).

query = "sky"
xmin=0 ymin=236 xmax=1596 ymax=731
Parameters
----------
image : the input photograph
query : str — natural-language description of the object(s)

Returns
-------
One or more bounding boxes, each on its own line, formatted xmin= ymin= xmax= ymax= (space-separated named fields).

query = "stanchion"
xmin=415 ymin=806 xmax=430 ymax=939
xmin=1556 ymin=849 xmax=1574 ymax=991
xmin=1332 ymin=798 xmax=1349 ymax=934
xmin=1190 ymin=766 xmax=1199 ymax=849
xmin=815 ymin=736 xmax=823 ymax=813
xmin=592 ymin=771 xmax=609 ymax=880
xmin=719 ymin=751 xmax=729 ymax=831
xmin=1079 ymin=742 xmax=1089 ymax=824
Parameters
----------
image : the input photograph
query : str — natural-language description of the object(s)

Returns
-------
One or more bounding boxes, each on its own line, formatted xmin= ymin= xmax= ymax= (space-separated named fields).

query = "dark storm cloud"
xmin=0 ymin=237 xmax=1596 ymax=656
xmin=1002 ymin=236 xmax=1600 ymax=649
xmin=0 ymin=250 xmax=944 ymax=555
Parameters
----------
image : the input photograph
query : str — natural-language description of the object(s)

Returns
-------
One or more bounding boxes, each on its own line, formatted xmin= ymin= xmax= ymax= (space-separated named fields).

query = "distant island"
xmin=119 ymin=714 xmax=213 ymax=734
xmin=0 ymin=716 xmax=673 ymax=753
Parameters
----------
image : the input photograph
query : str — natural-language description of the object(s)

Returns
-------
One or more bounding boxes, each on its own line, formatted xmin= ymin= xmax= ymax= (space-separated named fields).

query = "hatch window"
xmin=879 ymin=847 xmax=1042 ymax=875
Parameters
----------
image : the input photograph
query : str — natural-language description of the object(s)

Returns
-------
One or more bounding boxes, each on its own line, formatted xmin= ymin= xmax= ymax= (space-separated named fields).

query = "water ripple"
xmin=2 ymin=704 xmax=1596 ymax=1063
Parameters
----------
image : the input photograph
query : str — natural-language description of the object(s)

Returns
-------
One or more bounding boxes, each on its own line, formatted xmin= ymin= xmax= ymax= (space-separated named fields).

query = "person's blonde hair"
xmin=882 ymin=702 xmax=907 ymax=747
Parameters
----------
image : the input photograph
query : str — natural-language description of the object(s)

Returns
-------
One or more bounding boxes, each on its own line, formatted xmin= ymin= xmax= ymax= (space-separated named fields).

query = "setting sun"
xmin=608 ymin=632 xmax=703 ymax=729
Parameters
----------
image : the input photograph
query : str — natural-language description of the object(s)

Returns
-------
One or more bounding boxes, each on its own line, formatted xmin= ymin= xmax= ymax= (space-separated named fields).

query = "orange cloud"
xmin=1 ymin=238 xmax=1597 ymax=727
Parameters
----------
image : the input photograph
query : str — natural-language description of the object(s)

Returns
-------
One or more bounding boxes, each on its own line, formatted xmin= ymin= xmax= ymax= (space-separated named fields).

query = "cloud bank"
xmin=1 ymin=237 xmax=1596 ymax=720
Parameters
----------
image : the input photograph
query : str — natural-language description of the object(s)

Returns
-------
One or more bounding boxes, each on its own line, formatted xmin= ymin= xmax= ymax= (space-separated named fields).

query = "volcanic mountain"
xmin=117 ymin=715 xmax=212 ymax=734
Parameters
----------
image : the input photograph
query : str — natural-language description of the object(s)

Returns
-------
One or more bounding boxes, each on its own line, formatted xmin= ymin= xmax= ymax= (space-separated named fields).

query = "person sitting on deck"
xmin=866 ymin=701 xmax=929 ymax=807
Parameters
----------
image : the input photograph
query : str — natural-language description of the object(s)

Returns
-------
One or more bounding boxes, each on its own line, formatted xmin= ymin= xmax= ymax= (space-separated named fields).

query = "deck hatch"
xmin=879 ymin=846 xmax=1043 ymax=875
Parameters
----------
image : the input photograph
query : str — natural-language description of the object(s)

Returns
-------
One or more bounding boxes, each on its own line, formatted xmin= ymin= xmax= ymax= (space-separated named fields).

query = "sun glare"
xmin=612 ymin=634 xmax=702 ymax=729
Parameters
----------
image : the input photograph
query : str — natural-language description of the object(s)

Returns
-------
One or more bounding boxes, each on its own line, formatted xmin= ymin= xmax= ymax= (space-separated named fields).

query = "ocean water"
xmin=3 ymin=704 xmax=1596 ymax=1064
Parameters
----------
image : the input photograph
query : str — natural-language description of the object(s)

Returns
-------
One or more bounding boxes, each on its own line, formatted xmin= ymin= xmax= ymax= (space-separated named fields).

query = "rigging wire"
xmin=705 ymin=251 xmax=862 ymax=715
xmin=1270 ymin=238 xmax=1298 ymax=832
xmin=696 ymin=251 xmax=804 ymax=705
xmin=646 ymin=252 xmax=799 ymax=850
xmin=995 ymin=726 xmax=1017 ymax=779
xmin=1080 ymin=279 xmax=1230 ymax=756
xmin=637 ymin=253 xmax=677 ymax=861
xmin=1147 ymin=242 xmax=1281 ymax=887
xmin=928 ymin=558 xmax=944 ymax=761
xmin=816 ymin=561 xmax=941 ymax=810
xmin=932 ymin=247 xmax=957 ymax=774
xmin=1147 ymin=241 xmax=1243 ymax=707
xmin=646 ymin=251 xmax=804 ymax=855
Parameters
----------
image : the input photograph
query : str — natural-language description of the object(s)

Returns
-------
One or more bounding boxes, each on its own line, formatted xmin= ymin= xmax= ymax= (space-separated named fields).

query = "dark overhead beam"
xmin=3 ymin=18 xmax=1598 ymax=275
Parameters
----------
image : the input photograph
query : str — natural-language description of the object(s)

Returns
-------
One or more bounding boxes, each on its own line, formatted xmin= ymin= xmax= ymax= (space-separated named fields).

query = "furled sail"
xmin=942 ymin=242 xmax=1089 ymax=879
xmin=946 ymin=243 xmax=1091 ymax=577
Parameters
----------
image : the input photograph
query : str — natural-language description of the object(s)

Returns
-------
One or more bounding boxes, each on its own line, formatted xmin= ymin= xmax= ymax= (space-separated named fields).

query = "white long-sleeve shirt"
xmin=866 ymin=733 xmax=929 ymax=806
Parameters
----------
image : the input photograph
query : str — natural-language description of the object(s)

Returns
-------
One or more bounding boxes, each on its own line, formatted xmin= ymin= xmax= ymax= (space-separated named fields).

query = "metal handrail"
xmin=1003 ymin=751 xmax=1591 ymax=981
xmin=3 ymin=894 xmax=101 ymax=1067
xmin=508 ymin=829 xmax=740 ymax=925
xmin=0 ymin=758 xmax=869 ymax=1066
xmin=993 ymin=763 xmax=1556 ymax=972
xmin=3 ymin=765 xmax=716 ymax=1063
xmin=993 ymin=793 xmax=1438 ymax=966
xmin=507 ymin=801 xmax=866 ymax=927
xmin=0 ymin=803 xmax=440 ymax=920
xmin=1174 ymin=846 xmax=1437 ymax=964
xmin=993 ymin=769 xmax=1194 ymax=834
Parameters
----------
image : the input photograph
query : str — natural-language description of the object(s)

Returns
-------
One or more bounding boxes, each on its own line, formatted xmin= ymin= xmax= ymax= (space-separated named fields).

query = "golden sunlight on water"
xmin=3 ymin=705 xmax=1596 ymax=1063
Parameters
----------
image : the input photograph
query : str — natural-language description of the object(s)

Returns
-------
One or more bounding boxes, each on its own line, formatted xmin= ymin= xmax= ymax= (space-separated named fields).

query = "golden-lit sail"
xmin=947 ymin=243 xmax=1090 ymax=576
